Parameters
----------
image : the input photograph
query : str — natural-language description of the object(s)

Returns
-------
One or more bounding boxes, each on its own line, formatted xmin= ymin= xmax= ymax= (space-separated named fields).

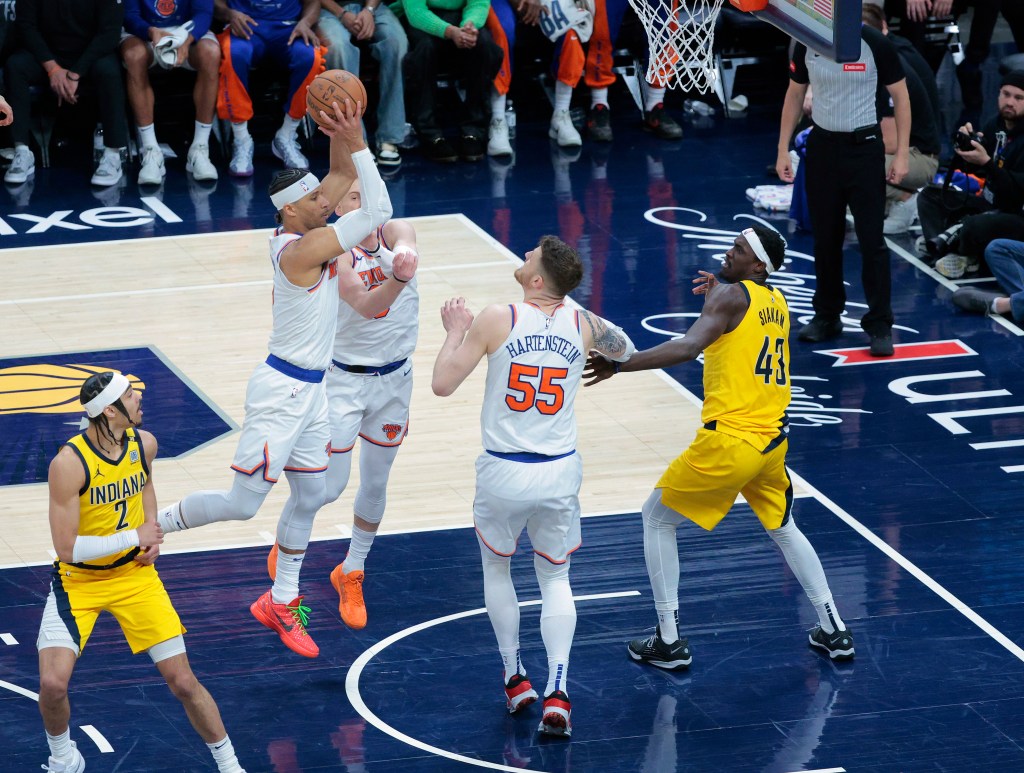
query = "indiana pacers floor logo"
xmin=0 ymin=347 xmax=236 ymax=487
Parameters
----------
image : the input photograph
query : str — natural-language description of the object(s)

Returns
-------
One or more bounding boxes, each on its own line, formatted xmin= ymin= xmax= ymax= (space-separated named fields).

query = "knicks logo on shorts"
xmin=0 ymin=347 xmax=236 ymax=487
xmin=382 ymin=423 xmax=403 ymax=441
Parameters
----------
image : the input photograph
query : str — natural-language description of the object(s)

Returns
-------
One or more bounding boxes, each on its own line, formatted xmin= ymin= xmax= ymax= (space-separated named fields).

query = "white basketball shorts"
xmin=327 ymin=361 xmax=412 ymax=452
xmin=118 ymin=30 xmax=218 ymax=71
xmin=473 ymin=451 xmax=583 ymax=564
xmin=231 ymin=361 xmax=330 ymax=485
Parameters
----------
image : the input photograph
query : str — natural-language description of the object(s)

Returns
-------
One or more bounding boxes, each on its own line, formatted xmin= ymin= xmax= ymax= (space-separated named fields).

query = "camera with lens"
xmin=927 ymin=222 xmax=963 ymax=259
xmin=954 ymin=130 xmax=983 ymax=152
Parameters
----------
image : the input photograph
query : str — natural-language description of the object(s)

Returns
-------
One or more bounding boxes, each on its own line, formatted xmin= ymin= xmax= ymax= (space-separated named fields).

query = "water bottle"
xmin=683 ymin=99 xmax=714 ymax=117
xmin=505 ymin=100 xmax=516 ymax=139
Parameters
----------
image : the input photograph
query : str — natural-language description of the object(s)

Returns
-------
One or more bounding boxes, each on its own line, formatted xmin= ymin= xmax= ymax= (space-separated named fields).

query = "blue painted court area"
xmin=3 ymin=501 xmax=1024 ymax=772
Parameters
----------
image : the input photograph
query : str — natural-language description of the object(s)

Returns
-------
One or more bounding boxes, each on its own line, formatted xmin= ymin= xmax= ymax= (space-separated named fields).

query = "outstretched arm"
xmin=432 ymin=301 xmax=508 ymax=396
xmin=577 ymin=309 xmax=635 ymax=362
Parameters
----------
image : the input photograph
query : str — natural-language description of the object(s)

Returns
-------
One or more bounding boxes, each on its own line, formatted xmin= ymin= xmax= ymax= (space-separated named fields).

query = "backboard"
xmin=754 ymin=0 xmax=863 ymax=63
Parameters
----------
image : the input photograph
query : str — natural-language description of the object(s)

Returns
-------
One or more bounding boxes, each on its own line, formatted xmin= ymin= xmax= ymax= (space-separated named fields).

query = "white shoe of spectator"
xmin=230 ymin=135 xmax=254 ymax=177
xmin=883 ymin=192 xmax=919 ymax=235
xmin=914 ymin=235 xmax=928 ymax=256
xmin=488 ymin=117 xmax=512 ymax=157
xmin=138 ymin=146 xmax=165 ymax=186
xmin=186 ymin=143 xmax=219 ymax=181
xmin=549 ymin=109 xmax=582 ymax=148
xmin=272 ymin=133 xmax=309 ymax=170
xmin=4 ymin=146 xmax=35 ymax=184
xmin=935 ymin=254 xmax=968 ymax=279
xmin=91 ymin=151 xmax=123 ymax=187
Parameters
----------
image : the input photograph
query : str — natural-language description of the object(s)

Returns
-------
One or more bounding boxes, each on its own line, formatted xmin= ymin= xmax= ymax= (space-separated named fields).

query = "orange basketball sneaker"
xmin=330 ymin=564 xmax=367 ymax=629
xmin=267 ymin=542 xmax=278 ymax=580
xmin=250 ymin=591 xmax=320 ymax=658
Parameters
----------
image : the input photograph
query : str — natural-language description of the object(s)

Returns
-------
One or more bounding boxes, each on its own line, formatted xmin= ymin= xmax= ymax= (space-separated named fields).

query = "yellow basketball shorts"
xmin=41 ymin=560 xmax=186 ymax=655
xmin=656 ymin=427 xmax=792 ymax=531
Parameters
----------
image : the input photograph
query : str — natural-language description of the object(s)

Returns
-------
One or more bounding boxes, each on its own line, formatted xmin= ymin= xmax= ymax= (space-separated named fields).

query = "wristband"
xmin=394 ymin=274 xmax=409 ymax=283
xmin=66 ymin=73 xmax=80 ymax=81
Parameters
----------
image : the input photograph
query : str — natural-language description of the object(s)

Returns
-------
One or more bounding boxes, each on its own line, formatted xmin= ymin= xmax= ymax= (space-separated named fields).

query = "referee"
xmin=776 ymin=28 xmax=911 ymax=357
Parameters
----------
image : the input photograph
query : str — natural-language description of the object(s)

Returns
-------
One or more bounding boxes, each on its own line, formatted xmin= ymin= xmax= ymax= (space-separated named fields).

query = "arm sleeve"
xmin=331 ymin=148 xmax=394 ymax=251
xmin=15 ymin=0 xmax=57 ymax=66
xmin=789 ymin=43 xmax=809 ymax=84
xmin=401 ymin=0 xmax=450 ymax=38
xmin=123 ymin=0 xmax=151 ymax=41
xmin=72 ymin=530 xmax=140 ymax=563
xmin=461 ymin=0 xmax=490 ymax=29
xmin=864 ymin=26 xmax=904 ymax=86
xmin=70 ymin=0 xmax=125 ymax=76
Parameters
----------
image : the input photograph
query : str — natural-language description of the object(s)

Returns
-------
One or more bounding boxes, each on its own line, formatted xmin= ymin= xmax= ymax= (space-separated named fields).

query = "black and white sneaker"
xmin=627 ymin=626 xmax=692 ymax=671
xmin=808 ymin=625 xmax=855 ymax=660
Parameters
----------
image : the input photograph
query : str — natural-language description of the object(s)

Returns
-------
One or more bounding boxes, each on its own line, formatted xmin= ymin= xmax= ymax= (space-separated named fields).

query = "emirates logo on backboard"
xmin=843 ymin=63 xmax=866 ymax=71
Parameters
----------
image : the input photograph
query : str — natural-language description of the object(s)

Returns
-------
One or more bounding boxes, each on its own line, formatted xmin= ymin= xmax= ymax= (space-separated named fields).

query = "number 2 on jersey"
xmin=114 ymin=500 xmax=130 ymax=531
xmin=754 ymin=336 xmax=787 ymax=386
xmin=505 ymin=364 xmax=568 ymax=414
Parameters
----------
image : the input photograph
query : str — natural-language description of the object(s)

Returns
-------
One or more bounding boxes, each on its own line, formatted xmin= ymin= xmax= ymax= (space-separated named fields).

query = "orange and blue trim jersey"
xmin=266 ymin=228 xmax=341 ymax=371
xmin=701 ymin=280 xmax=791 ymax=451
xmin=480 ymin=302 xmax=585 ymax=455
xmin=334 ymin=226 xmax=420 ymax=366
xmin=553 ymin=0 xmax=629 ymax=88
xmin=216 ymin=16 xmax=326 ymax=122
xmin=62 ymin=428 xmax=149 ymax=570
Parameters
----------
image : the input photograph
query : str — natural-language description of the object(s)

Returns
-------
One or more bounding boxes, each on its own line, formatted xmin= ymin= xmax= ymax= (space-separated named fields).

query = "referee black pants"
xmin=805 ymin=128 xmax=892 ymax=335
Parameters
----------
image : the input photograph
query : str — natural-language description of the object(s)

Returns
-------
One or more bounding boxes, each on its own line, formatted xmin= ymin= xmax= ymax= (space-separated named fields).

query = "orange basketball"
xmin=306 ymin=70 xmax=368 ymax=127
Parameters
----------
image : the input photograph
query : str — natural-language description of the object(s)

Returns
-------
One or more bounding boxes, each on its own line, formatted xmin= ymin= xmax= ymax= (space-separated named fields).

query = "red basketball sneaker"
xmin=537 ymin=690 xmax=572 ymax=737
xmin=504 ymin=673 xmax=538 ymax=714
xmin=250 ymin=591 xmax=319 ymax=658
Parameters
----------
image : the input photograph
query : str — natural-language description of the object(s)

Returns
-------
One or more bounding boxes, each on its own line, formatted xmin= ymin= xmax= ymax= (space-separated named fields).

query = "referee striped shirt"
xmin=790 ymin=26 xmax=905 ymax=133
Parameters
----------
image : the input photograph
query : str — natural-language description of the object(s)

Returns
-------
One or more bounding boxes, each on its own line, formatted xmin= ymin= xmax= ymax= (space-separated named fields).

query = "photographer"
xmin=917 ymin=70 xmax=1024 ymax=277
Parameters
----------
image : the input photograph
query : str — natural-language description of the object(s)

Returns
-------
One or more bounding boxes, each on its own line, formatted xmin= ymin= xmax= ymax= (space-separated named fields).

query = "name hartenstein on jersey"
xmin=88 ymin=471 xmax=147 ymax=506
xmin=504 ymin=334 xmax=582 ymax=364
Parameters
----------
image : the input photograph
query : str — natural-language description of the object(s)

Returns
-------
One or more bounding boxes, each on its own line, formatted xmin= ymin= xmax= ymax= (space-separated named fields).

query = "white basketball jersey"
xmin=481 ymin=302 xmax=585 ymax=455
xmin=266 ymin=228 xmax=340 ymax=371
xmin=334 ymin=226 xmax=420 ymax=365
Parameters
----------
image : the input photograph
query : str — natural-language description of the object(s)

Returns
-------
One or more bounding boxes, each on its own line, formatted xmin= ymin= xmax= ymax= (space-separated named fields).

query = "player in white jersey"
xmin=432 ymin=235 xmax=635 ymax=738
xmin=156 ymin=100 xmax=418 ymax=659
xmin=265 ymin=183 xmax=420 ymax=630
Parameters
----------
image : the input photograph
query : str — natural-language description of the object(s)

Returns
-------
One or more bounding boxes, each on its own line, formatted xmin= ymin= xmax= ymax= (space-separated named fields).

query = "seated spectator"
xmin=882 ymin=0 xmax=954 ymax=73
xmin=121 ymin=0 xmax=220 ymax=186
xmin=4 ymin=0 xmax=129 ymax=187
xmin=952 ymin=237 xmax=1024 ymax=323
xmin=863 ymin=5 xmax=942 ymax=233
xmin=214 ymin=0 xmax=325 ymax=176
xmin=918 ymin=70 xmax=1024 ymax=277
xmin=317 ymin=0 xmax=408 ymax=167
xmin=396 ymin=0 xmax=503 ymax=163
xmin=952 ymin=0 xmax=1024 ymax=128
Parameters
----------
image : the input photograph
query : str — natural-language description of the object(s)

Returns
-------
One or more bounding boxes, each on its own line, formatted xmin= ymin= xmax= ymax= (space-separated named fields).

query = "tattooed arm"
xmin=578 ymin=309 xmax=636 ymax=362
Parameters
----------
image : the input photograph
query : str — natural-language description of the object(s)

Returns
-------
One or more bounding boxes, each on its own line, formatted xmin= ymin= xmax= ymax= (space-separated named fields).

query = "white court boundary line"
xmin=345 ymin=591 xmax=640 ymax=773
xmin=0 ymin=679 xmax=114 ymax=753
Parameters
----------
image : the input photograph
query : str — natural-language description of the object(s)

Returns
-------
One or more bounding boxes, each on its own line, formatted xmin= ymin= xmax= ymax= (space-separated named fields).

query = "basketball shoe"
xmin=808 ymin=625 xmax=855 ymax=661
xmin=487 ymin=117 xmax=513 ymax=157
xmin=42 ymin=740 xmax=84 ymax=773
xmin=503 ymin=673 xmax=538 ymax=714
xmin=229 ymin=135 xmax=254 ymax=177
xmin=627 ymin=626 xmax=692 ymax=671
xmin=138 ymin=146 xmax=165 ymax=186
xmin=4 ymin=145 xmax=35 ymax=184
xmin=250 ymin=591 xmax=319 ymax=658
xmin=186 ymin=144 xmax=218 ymax=181
xmin=537 ymin=691 xmax=572 ymax=737
xmin=91 ymin=150 xmax=123 ymax=187
xmin=272 ymin=133 xmax=309 ymax=170
xmin=330 ymin=564 xmax=367 ymax=629
xmin=549 ymin=109 xmax=582 ymax=148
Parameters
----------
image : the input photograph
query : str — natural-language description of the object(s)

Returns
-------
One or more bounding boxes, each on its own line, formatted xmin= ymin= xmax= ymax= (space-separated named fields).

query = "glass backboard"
xmin=754 ymin=0 xmax=863 ymax=63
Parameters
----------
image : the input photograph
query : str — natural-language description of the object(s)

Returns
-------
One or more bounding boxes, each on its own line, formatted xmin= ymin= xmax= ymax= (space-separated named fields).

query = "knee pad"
xmin=229 ymin=478 xmax=271 ymax=521
xmin=353 ymin=442 xmax=399 ymax=524
xmin=325 ymin=451 xmax=353 ymax=505
xmin=276 ymin=473 xmax=327 ymax=550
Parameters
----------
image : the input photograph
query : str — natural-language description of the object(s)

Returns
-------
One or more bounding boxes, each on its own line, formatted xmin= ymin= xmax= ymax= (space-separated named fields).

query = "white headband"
xmin=83 ymin=372 xmax=131 ymax=418
xmin=742 ymin=228 xmax=777 ymax=275
xmin=270 ymin=173 xmax=321 ymax=210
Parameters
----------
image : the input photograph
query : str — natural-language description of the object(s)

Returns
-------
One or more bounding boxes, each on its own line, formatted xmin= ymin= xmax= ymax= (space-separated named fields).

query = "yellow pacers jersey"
xmin=64 ymin=428 xmax=149 ymax=570
xmin=701 ymin=280 xmax=790 ymax=450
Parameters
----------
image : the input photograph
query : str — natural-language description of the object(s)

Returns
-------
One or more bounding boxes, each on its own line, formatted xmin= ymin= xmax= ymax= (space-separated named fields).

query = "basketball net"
xmin=628 ymin=0 xmax=726 ymax=92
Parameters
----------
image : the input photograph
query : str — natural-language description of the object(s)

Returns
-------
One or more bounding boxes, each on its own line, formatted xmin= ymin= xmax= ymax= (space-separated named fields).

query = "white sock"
xmin=501 ymin=648 xmax=526 ymax=681
xmin=645 ymin=86 xmax=666 ymax=112
xmin=158 ymin=501 xmax=188 ymax=533
xmin=545 ymin=660 xmax=568 ymax=697
xmin=590 ymin=88 xmax=609 ymax=109
xmin=343 ymin=525 xmax=376 ymax=573
xmin=277 ymin=114 xmax=301 ymax=139
xmin=231 ymin=121 xmax=250 ymax=142
xmin=272 ymin=550 xmax=304 ymax=604
xmin=992 ymin=298 xmax=1001 ymax=313
xmin=208 ymin=735 xmax=244 ymax=773
xmin=554 ymin=81 xmax=573 ymax=113
xmin=657 ymin=610 xmax=679 ymax=644
xmin=138 ymin=123 xmax=158 ymax=150
xmin=194 ymin=121 xmax=212 ymax=146
xmin=46 ymin=728 xmax=72 ymax=760
xmin=491 ymin=89 xmax=507 ymax=119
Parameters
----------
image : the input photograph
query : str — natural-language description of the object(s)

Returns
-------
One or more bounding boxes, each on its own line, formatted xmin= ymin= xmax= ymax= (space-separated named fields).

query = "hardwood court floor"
xmin=0 ymin=214 xmax=787 ymax=567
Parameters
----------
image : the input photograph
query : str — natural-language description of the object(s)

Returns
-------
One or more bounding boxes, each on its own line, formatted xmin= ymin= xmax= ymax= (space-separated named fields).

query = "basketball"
xmin=306 ymin=70 xmax=368 ymax=127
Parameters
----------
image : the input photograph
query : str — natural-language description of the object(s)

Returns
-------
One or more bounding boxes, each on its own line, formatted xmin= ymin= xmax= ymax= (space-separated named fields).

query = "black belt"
xmin=332 ymin=358 xmax=407 ymax=376
xmin=813 ymin=123 xmax=880 ymax=144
